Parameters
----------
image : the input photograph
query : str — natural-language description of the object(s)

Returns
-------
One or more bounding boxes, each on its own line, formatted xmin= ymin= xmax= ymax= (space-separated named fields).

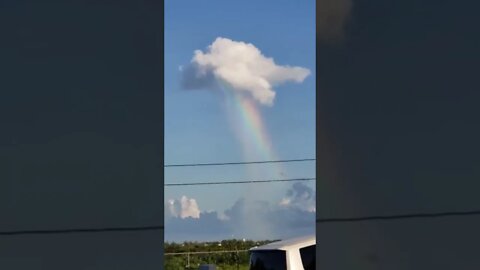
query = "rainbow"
xmin=221 ymin=85 xmax=283 ymax=178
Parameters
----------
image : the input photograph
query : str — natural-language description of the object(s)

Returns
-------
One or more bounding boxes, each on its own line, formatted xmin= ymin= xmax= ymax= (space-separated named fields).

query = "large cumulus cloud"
xmin=181 ymin=37 xmax=310 ymax=106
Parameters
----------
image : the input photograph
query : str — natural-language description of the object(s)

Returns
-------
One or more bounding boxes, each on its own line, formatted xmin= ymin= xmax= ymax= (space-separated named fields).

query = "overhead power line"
xmin=0 ymin=225 xmax=163 ymax=236
xmin=317 ymin=210 xmax=480 ymax=223
xmin=164 ymin=158 xmax=315 ymax=168
xmin=3 ymin=210 xmax=480 ymax=236
xmin=165 ymin=177 xmax=316 ymax=186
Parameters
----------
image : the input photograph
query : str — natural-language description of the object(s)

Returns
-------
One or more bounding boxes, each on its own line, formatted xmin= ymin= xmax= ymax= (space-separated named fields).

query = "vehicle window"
xmin=249 ymin=250 xmax=287 ymax=270
xmin=299 ymin=245 xmax=315 ymax=270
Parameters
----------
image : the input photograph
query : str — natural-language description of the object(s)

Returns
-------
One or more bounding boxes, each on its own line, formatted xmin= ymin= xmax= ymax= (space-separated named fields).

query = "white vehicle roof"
xmin=250 ymin=235 xmax=315 ymax=251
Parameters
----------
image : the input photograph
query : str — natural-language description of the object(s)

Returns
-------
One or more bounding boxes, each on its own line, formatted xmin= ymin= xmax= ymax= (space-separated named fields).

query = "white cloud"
xmin=182 ymin=37 xmax=310 ymax=106
xmin=279 ymin=198 xmax=291 ymax=206
xmin=278 ymin=182 xmax=316 ymax=212
xmin=167 ymin=195 xmax=201 ymax=219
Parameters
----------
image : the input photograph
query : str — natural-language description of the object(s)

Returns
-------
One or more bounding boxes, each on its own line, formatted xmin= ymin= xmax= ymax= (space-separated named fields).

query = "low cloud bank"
xmin=165 ymin=183 xmax=315 ymax=241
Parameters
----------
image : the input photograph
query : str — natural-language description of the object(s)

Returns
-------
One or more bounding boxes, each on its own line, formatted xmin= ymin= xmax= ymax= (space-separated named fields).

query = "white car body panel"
xmin=249 ymin=235 xmax=315 ymax=270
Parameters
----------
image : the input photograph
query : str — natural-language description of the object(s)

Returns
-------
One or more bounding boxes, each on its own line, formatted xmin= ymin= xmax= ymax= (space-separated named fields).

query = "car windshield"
xmin=249 ymin=250 xmax=287 ymax=270
xmin=299 ymin=245 xmax=315 ymax=270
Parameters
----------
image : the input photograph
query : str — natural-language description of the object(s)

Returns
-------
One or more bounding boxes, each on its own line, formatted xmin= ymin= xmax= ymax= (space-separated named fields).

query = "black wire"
xmin=0 ymin=225 xmax=163 ymax=236
xmin=317 ymin=210 xmax=480 ymax=223
xmin=4 ymin=211 xmax=480 ymax=236
xmin=165 ymin=177 xmax=316 ymax=186
xmin=164 ymin=158 xmax=315 ymax=168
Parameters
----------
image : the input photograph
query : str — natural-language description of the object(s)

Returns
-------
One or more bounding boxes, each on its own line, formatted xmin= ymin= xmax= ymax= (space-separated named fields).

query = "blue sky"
xmin=165 ymin=0 xmax=315 ymax=241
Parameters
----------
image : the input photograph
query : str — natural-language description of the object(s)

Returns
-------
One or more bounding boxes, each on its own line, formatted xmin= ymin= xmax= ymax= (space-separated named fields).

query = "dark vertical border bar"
xmin=160 ymin=0 xmax=165 ymax=267
xmin=315 ymin=0 xmax=321 ymax=267
xmin=0 ymin=0 xmax=165 ymax=268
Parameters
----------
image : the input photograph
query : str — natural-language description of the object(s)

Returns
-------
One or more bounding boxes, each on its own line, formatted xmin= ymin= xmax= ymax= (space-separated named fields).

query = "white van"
xmin=248 ymin=235 xmax=315 ymax=270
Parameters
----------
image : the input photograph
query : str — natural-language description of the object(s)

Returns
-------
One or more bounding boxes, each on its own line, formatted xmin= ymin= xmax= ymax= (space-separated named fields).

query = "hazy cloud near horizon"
xmin=180 ymin=37 xmax=310 ymax=106
xmin=165 ymin=183 xmax=315 ymax=241
xmin=280 ymin=182 xmax=316 ymax=212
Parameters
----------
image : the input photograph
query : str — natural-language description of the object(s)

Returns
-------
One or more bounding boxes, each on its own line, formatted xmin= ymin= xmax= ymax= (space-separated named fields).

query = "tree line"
xmin=165 ymin=239 xmax=278 ymax=270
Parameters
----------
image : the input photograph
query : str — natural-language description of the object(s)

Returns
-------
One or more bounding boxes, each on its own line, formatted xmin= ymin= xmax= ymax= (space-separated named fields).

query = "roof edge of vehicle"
xmin=249 ymin=234 xmax=315 ymax=251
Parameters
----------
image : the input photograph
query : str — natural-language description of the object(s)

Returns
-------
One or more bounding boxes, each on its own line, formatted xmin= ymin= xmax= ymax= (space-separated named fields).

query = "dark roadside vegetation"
xmin=165 ymin=239 xmax=277 ymax=270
